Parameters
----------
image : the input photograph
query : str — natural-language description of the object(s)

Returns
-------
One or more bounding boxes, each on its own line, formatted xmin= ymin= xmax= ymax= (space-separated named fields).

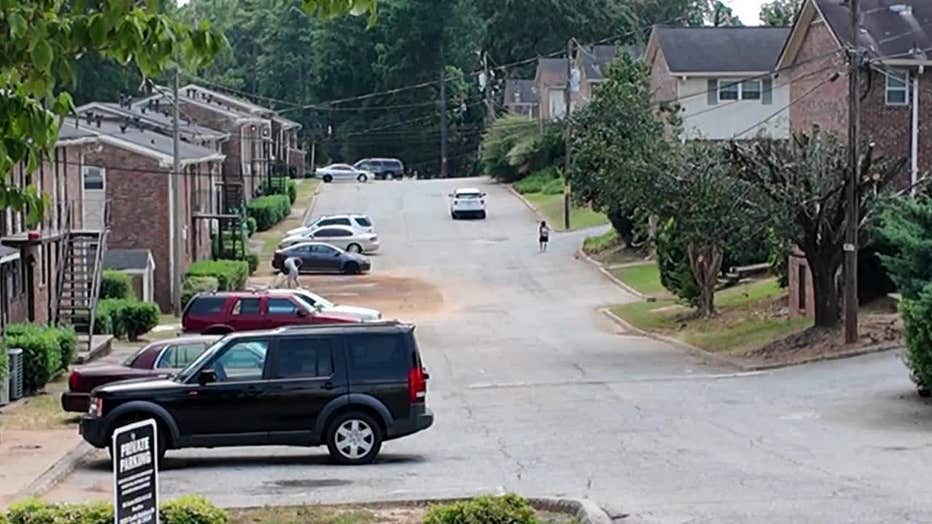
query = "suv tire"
xmin=343 ymin=261 xmax=361 ymax=275
xmin=323 ymin=175 xmax=333 ymax=183
xmin=357 ymin=174 xmax=368 ymax=183
xmin=326 ymin=411 xmax=382 ymax=465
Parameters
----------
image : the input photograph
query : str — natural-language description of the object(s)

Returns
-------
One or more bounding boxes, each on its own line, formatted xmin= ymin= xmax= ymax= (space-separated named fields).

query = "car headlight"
xmin=87 ymin=396 xmax=103 ymax=417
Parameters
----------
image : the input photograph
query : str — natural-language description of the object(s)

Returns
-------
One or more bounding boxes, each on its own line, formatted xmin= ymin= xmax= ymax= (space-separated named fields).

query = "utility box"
xmin=8 ymin=348 xmax=24 ymax=401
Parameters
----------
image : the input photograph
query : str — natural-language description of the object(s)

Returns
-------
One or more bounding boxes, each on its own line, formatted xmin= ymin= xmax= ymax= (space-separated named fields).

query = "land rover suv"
xmin=79 ymin=322 xmax=433 ymax=465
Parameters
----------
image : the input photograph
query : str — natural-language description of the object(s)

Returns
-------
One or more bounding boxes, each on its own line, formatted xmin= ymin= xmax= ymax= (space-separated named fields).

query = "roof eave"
xmin=671 ymin=71 xmax=773 ymax=77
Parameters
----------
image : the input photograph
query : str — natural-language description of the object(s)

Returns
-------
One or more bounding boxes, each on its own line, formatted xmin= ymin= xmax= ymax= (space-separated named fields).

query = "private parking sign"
xmin=112 ymin=419 xmax=159 ymax=524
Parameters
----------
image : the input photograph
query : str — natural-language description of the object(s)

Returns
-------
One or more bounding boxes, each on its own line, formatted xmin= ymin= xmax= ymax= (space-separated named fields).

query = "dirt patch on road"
xmin=247 ymin=274 xmax=447 ymax=321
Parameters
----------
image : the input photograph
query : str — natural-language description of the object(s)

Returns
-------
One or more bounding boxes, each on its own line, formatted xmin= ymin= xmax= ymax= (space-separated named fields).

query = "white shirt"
xmin=285 ymin=257 xmax=299 ymax=273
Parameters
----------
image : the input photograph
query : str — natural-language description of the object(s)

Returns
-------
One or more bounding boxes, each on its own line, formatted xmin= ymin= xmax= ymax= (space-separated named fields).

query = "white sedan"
xmin=279 ymin=225 xmax=380 ymax=253
xmin=287 ymin=289 xmax=382 ymax=322
xmin=450 ymin=188 xmax=487 ymax=219
xmin=315 ymin=163 xmax=371 ymax=183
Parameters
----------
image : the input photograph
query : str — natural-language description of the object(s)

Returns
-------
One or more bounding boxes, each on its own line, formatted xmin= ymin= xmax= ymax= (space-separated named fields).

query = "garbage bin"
xmin=8 ymin=348 xmax=24 ymax=401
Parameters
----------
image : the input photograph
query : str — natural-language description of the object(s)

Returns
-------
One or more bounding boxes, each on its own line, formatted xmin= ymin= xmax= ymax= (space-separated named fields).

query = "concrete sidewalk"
xmin=0 ymin=428 xmax=88 ymax=507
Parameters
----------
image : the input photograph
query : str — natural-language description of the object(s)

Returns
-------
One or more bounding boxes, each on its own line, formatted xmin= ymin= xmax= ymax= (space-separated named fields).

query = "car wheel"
xmin=451 ymin=211 xmax=458 ymax=220
xmin=347 ymin=243 xmax=363 ymax=254
xmin=357 ymin=174 xmax=368 ymax=183
xmin=343 ymin=261 xmax=361 ymax=275
xmin=323 ymin=175 xmax=333 ymax=183
xmin=326 ymin=411 xmax=382 ymax=465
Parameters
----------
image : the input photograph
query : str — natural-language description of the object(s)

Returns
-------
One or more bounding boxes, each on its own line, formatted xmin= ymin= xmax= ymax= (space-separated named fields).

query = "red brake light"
xmin=408 ymin=367 xmax=427 ymax=403
xmin=68 ymin=371 xmax=80 ymax=391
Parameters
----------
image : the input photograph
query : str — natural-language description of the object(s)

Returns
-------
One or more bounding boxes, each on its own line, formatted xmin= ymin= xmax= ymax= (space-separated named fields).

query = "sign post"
xmin=112 ymin=419 xmax=159 ymax=524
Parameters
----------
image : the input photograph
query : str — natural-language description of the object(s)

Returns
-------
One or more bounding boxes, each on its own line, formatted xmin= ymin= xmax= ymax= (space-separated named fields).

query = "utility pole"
xmin=440 ymin=42 xmax=449 ymax=179
xmin=844 ymin=0 xmax=861 ymax=343
xmin=483 ymin=51 xmax=495 ymax=127
xmin=171 ymin=70 xmax=183 ymax=315
xmin=563 ymin=38 xmax=574 ymax=231
xmin=308 ymin=139 xmax=316 ymax=176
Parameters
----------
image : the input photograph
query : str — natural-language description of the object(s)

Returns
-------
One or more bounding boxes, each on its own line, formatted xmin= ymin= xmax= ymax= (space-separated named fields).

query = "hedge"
xmin=48 ymin=326 xmax=77 ymax=369
xmin=182 ymin=276 xmax=220 ymax=309
xmin=186 ymin=260 xmax=249 ymax=291
xmin=246 ymin=217 xmax=257 ymax=237
xmin=4 ymin=324 xmax=63 ymax=393
xmin=424 ymin=494 xmax=538 ymax=524
xmin=98 ymin=299 xmax=160 ymax=341
xmin=0 ymin=339 xmax=8 ymax=381
xmin=263 ymin=177 xmax=297 ymax=204
xmin=901 ymin=283 xmax=932 ymax=392
xmin=4 ymin=497 xmax=228 ymax=524
xmin=247 ymin=194 xmax=291 ymax=231
xmin=100 ymin=270 xmax=132 ymax=300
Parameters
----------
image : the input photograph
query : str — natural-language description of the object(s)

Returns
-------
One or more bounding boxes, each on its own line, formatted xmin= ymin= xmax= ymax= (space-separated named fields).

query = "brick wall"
xmin=789 ymin=21 xmax=849 ymax=138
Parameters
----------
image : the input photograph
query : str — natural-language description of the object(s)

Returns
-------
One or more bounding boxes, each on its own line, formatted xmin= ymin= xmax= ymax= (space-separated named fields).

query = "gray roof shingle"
xmin=504 ymin=80 xmax=539 ymax=105
xmin=654 ymin=26 xmax=792 ymax=73
xmin=816 ymin=0 xmax=932 ymax=61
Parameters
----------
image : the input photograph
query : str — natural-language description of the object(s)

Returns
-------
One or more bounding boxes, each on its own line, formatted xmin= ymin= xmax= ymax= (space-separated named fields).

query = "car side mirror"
xmin=198 ymin=369 xmax=217 ymax=385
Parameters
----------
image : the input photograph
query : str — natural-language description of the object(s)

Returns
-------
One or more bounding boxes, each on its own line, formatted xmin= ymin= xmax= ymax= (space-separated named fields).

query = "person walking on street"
xmin=539 ymin=220 xmax=550 ymax=252
xmin=284 ymin=256 xmax=302 ymax=289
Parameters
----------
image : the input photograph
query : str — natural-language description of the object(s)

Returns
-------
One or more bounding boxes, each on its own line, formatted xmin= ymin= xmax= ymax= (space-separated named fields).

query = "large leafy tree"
xmin=1 ymin=0 xmax=223 ymax=222
xmin=760 ymin=0 xmax=802 ymax=27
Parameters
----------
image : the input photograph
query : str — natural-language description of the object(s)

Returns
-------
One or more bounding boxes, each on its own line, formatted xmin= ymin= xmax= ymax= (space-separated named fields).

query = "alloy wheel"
xmin=334 ymin=419 xmax=374 ymax=460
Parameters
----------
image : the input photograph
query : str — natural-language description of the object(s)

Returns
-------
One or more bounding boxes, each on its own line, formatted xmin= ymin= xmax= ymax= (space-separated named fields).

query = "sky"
xmin=726 ymin=0 xmax=769 ymax=25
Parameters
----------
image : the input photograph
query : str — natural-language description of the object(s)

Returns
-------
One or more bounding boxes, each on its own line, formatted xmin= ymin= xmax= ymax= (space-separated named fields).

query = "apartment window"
xmin=718 ymin=80 xmax=740 ymax=101
xmin=82 ymin=166 xmax=104 ymax=190
xmin=741 ymin=79 xmax=762 ymax=100
xmin=886 ymin=71 xmax=909 ymax=106
xmin=718 ymin=79 xmax=761 ymax=102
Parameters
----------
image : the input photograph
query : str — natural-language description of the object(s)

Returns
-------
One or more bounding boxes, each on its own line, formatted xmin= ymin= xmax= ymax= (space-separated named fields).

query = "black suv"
xmin=79 ymin=322 xmax=433 ymax=465
xmin=354 ymin=158 xmax=405 ymax=180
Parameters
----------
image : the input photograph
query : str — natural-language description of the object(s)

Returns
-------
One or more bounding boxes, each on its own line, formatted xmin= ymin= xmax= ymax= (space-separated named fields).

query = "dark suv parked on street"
xmin=354 ymin=158 xmax=405 ymax=180
xmin=79 ymin=322 xmax=433 ymax=465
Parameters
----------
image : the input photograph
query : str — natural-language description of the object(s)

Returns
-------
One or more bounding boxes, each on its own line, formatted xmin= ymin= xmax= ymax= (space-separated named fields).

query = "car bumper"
xmin=364 ymin=243 xmax=380 ymax=253
xmin=79 ymin=415 xmax=109 ymax=448
xmin=61 ymin=392 xmax=90 ymax=413
xmin=452 ymin=208 xmax=486 ymax=217
xmin=387 ymin=405 xmax=434 ymax=440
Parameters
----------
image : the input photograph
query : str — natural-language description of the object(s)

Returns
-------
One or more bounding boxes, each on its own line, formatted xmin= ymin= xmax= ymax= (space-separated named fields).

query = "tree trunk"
xmin=808 ymin=255 xmax=842 ymax=328
xmin=688 ymin=242 xmax=724 ymax=318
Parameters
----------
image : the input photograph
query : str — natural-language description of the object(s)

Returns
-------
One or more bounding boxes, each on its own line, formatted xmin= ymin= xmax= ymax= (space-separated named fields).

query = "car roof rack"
xmin=277 ymin=321 xmax=408 ymax=333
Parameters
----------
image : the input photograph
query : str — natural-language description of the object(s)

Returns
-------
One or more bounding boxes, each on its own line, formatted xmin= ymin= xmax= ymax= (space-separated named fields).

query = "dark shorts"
xmin=539 ymin=235 xmax=549 ymax=243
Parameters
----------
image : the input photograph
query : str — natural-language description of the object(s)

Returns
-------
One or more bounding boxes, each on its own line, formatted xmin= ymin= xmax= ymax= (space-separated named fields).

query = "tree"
xmin=704 ymin=0 xmax=742 ymax=26
xmin=760 ymin=0 xmax=802 ymax=27
xmin=570 ymin=51 xmax=672 ymax=247
xmin=729 ymin=129 xmax=907 ymax=328
xmin=1 ymin=1 xmax=223 ymax=222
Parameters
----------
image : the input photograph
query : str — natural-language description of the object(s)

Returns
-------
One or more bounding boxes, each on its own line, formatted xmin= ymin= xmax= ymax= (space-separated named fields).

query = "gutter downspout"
xmin=912 ymin=65 xmax=923 ymax=196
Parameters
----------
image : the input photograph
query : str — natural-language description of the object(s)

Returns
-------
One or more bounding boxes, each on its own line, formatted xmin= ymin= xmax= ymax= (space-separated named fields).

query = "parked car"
xmin=354 ymin=158 xmax=405 ymax=180
xmin=286 ymin=288 xmax=382 ymax=322
xmin=279 ymin=225 xmax=380 ymax=253
xmin=79 ymin=321 xmax=434 ymax=465
xmin=315 ymin=163 xmax=371 ymax=183
xmin=182 ymin=291 xmax=359 ymax=335
xmin=287 ymin=214 xmax=374 ymax=237
xmin=449 ymin=188 xmax=487 ymax=219
xmin=60 ymin=336 xmax=220 ymax=413
xmin=272 ymin=242 xmax=372 ymax=275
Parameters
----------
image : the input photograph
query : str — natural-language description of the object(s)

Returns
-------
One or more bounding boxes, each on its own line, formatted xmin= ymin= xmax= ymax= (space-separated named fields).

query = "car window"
xmin=267 ymin=298 xmax=299 ymax=316
xmin=354 ymin=217 xmax=372 ymax=227
xmin=273 ymin=337 xmax=334 ymax=379
xmin=232 ymin=298 xmax=261 ymax=315
xmin=314 ymin=245 xmax=339 ymax=256
xmin=212 ymin=341 xmax=268 ymax=382
xmin=293 ymin=294 xmax=317 ymax=309
xmin=348 ymin=334 xmax=411 ymax=380
xmin=314 ymin=228 xmax=344 ymax=238
xmin=457 ymin=192 xmax=481 ymax=199
xmin=319 ymin=218 xmax=351 ymax=227
xmin=333 ymin=229 xmax=352 ymax=237
xmin=333 ymin=165 xmax=351 ymax=171
xmin=157 ymin=343 xmax=208 ymax=369
xmin=187 ymin=296 xmax=225 ymax=316
xmin=122 ymin=344 xmax=155 ymax=366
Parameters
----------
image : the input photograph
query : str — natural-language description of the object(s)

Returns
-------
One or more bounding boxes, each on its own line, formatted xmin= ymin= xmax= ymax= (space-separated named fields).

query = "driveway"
xmin=49 ymin=178 xmax=932 ymax=523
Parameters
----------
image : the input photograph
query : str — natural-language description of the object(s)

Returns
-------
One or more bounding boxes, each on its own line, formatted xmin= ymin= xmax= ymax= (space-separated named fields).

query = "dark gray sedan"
xmin=272 ymin=242 xmax=371 ymax=275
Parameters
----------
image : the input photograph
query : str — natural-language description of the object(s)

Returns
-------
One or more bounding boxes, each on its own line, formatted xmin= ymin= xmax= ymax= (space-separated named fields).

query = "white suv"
xmin=287 ymin=214 xmax=374 ymax=237
xmin=449 ymin=188 xmax=487 ymax=219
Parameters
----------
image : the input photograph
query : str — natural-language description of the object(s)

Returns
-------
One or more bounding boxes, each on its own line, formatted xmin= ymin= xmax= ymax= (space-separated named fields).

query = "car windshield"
xmin=457 ymin=192 xmax=481 ymax=199
xmin=294 ymin=292 xmax=335 ymax=310
xmin=176 ymin=338 xmax=227 ymax=382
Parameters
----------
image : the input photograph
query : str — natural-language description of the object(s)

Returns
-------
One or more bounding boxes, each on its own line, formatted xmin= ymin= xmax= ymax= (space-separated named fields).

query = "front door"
xmin=170 ymin=338 xmax=273 ymax=442
xmin=313 ymin=244 xmax=344 ymax=271
xmin=264 ymin=296 xmax=310 ymax=328
xmin=227 ymin=296 xmax=264 ymax=331
xmin=264 ymin=335 xmax=347 ymax=437
xmin=81 ymin=166 xmax=106 ymax=229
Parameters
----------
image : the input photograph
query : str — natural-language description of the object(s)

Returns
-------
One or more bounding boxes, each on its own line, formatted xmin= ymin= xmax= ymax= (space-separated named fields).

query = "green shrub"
xmin=5 ymin=499 xmax=60 ymax=524
xmin=540 ymin=175 xmax=565 ymax=195
xmin=424 ymin=494 xmax=537 ymax=524
xmin=246 ymin=217 xmax=257 ymax=237
xmin=0 ymin=338 xmax=8 ymax=381
xmin=262 ymin=177 xmax=297 ymax=204
xmin=655 ymin=218 xmax=699 ymax=307
xmin=100 ymin=270 xmax=132 ymax=300
xmin=186 ymin=260 xmax=249 ymax=291
xmin=46 ymin=326 xmax=77 ymax=370
xmin=4 ymin=499 xmax=113 ymax=524
xmin=160 ymin=495 xmax=228 ymax=524
xmin=900 ymin=283 xmax=932 ymax=392
xmin=182 ymin=276 xmax=220 ymax=309
xmin=245 ymin=250 xmax=259 ymax=274
xmin=583 ymin=229 xmax=620 ymax=255
xmin=98 ymin=299 xmax=159 ymax=341
xmin=247 ymin=194 xmax=291 ymax=231
xmin=4 ymin=324 xmax=61 ymax=392
xmin=513 ymin=167 xmax=560 ymax=194
xmin=92 ymin=302 xmax=114 ymax=335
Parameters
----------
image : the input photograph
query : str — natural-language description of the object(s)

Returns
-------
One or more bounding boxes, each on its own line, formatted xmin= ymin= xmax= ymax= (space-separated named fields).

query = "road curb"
xmin=301 ymin=182 xmax=322 ymax=225
xmin=14 ymin=441 xmax=95 ymax=500
xmin=600 ymin=307 xmax=902 ymax=371
xmin=576 ymin=248 xmax=651 ymax=300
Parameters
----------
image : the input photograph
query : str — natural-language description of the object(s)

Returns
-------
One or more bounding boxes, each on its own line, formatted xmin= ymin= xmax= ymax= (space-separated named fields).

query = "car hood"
xmin=325 ymin=305 xmax=381 ymax=321
xmin=94 ymin=377 xmax=183 ymax=397
xmin=286 ymin=226 xmax=311 ymax=236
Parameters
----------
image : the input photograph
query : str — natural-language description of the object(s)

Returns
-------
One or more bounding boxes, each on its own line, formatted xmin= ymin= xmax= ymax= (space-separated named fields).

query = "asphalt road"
xmin=52 ymin=178 xmax=932 ymax=523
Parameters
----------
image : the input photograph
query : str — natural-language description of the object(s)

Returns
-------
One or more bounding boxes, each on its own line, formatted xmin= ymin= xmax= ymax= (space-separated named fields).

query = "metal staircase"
xmin=55 ymin=203 xmax=110 ymax=355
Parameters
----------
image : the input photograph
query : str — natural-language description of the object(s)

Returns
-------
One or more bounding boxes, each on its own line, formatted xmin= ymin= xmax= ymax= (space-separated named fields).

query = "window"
xmin=157 ymin=343 xmax=208 ymax=369
xmin=232 ymin=298 xmax=261 ymax=315
xmin=267 ymin=298 xmax=299 ymax=316
xmin=313 ymin=245 xmax=339 ymax=256
xmin=314 ymin=228 xmax=348 ymax=238
xmin=354 ymin=217 xmax=372 ymax=227
xmin=717 ymin=79 xmax=762 ymax=102
xmin=273 ymin=337 xmax=334 ymax=379
xmin=718 ymin=80 xmax=740 ymax=101
xmin=549 ymin=89 xmax=566 ymax=118
xmin=886 ymin=71 xmax=909 ymax=106
xmin=212 ymin=341 xmax=268 ymax=382
xmin=348 ymin=334 xmax=411 ymax=380
xmin=82 ymin=166 xmax=104 ymax=190
xmin=187 ymin=296 xmax=225 ymax=316
xmin=319 ymin=218 xmax=351 ymax=227
xmin=741 ymin=80 xmax=762 ymax=100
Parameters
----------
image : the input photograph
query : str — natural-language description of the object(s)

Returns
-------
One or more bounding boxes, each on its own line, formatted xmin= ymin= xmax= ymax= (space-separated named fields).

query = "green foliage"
xmin=583 ymin=229 xmax=620 ymax=255
xmin=159 ymin=495 xmax=229 ymax=524
xmin=878 ymin=197 xmax=932 ymax=300
xmin=263 ymin=177 xmax=297 ymax=204
xmin=901 ymin=284 xmax=932 ymax=391
xmin=767 ymin=229 xmax=791 ymax=288
xmin=5 ymin=499 xmax=62 ymax=524
xmin=100 ymin=270 xmax=132 ymax=300
xmin=98 ymin=299 xmax=160 ymax=341
xmin=482 ymin=117 xmax=562 ymax=183
xmin=513 ymin=167 xmax=560 ymax=194
xmin=247 ymin=194 xmax=292 ymax=231
xmin=92 ymin=305 xmax=114 ymax=335
xmin=182 ymin=276 xmax=221 ymax=309
xmin=655 ymin=219 xmax=699 ymax=307
xmin=47 ymin=326 xmax=77 ymax=370
xmin=246 ymin=217 xmax=258 ymax=237
xmin=186 ymin=260 xmax=249 ymax=291
xmin=4 ymin=324 xmax=62 ymax=392
xmin=0 ymin=338 xmax=8 ymax=381
xmin=245 ymin=250 xmax=259 ymax=274
xmin=759 ymin=0 xmax=801 ymax=26
xmin=424 ymin=494 xmax=537 ymax=524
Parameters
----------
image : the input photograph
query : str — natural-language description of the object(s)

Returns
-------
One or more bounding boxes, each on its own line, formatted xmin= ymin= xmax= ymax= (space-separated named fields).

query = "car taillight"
xmin=408 ymin=367 xmax=427 ymax=403
xmin=68 ymin=371 xmax=80 ymax=391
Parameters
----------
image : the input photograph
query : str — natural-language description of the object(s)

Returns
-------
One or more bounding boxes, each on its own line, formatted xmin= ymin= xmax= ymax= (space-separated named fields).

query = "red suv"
xmin=182 ymin=291 xmax=359 ymax=334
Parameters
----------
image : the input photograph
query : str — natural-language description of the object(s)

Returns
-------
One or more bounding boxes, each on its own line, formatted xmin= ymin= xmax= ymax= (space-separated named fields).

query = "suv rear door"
xmin=346 ymin=333 xmax=413 ymax=420
xmin=228 ymin=296 xmax=264 ymax=331
xmin=264 ymin=334 xmax=348 ymax=437
xmin=183 ymin=295 xmax=228 ymax=333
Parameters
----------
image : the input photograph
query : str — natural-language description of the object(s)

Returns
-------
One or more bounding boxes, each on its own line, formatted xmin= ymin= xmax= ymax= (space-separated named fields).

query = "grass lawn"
xmin=612 ymin=278 xmax=813 ymax=356
xmin=0 ymin=374 xmax=78 ymax=430
xmin=582 ymin=229 xmax=647 ymax=266
xmin=251 ymin=179 xmax=319 ymax=275
xmin=611 ymin=263 xmax=666 ymax=297
xmin=523 ymin=192 xmax=607 ymax=231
